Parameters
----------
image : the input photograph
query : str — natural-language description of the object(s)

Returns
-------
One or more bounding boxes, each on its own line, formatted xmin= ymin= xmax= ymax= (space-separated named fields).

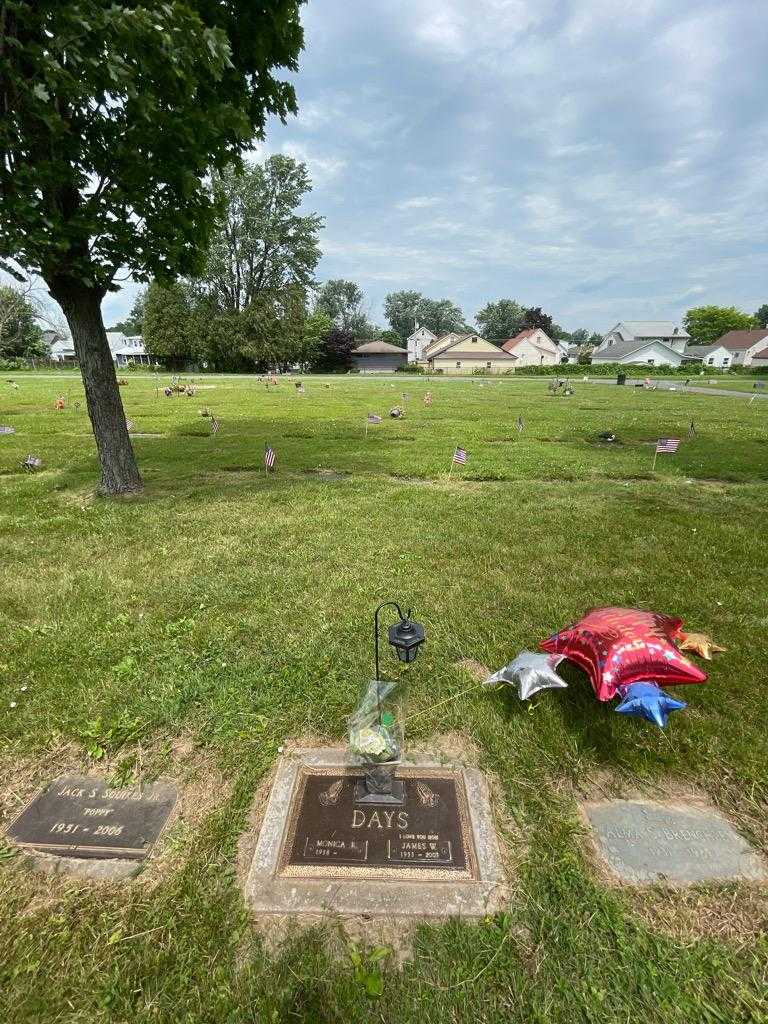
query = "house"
xmin=592 ymin=321 xmax=689 ymax=367
xmin=406 ymin=325 xmax=437 ymax=363
xmin=351 ymin=339 xmax=408 ymax=373
xmin=682 ymin=344 xmax=733 ymax=369
xmin=422 ymin=332 xmax=469 ymax=360
xmin=751 ymin=345 xmax=768 ymax=369
xmin=500 ymin=328 xmax=565 ymax=367
xmin=711 ymin=329 xmax=768 ymax=367
xmin=106 ymin=332 xmax=151 ymax=366
xmin=44 ymin=330 xmax=77 ymax=363
xmin=425 ymin=334 xmax=517 ymax=374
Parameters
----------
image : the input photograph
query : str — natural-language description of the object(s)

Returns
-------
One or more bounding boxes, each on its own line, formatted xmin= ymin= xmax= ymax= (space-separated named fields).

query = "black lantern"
xmin=388 ymin=617 xmax=426 ymax=664
xmin=351 ymin=602 xmax=426 ymax=806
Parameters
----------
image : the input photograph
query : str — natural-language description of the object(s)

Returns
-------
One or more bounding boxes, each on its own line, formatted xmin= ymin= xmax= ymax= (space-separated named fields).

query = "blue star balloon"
xmin=615 ymin=682 xmax=686 ymax=727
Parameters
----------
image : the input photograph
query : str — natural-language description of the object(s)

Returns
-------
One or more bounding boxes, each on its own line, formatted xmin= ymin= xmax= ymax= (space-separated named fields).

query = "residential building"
xmin=351 ymin=339 xmax=408 ymax=373
xmin=712 ymin=329 xmax=768 ymax=367
xmin=425 ymin=334 xmax=517 ymax=374
xmin=683 ymin=344 xmax=733 ymax=369
xmin=500 ymin=328 xmax=565 ymax=367
xmin=592 ymin=321 xmax=689 ymax=367
xmin=422 ymin=332 xmax=469 ymax=360
xmin=43 ymin=329 xmax=77 ymax=363
xmin=406 ymin=325 xmax=437 ymax=363
xmin=106 ymin=332 xmax=151 ymax=366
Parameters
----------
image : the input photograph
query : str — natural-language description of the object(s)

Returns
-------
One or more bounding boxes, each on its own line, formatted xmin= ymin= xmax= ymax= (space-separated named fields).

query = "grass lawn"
xmin=1 ymin=372 xmax=767 ymax=1023
xmin=684 ymin=377 xmax=768 ymax=393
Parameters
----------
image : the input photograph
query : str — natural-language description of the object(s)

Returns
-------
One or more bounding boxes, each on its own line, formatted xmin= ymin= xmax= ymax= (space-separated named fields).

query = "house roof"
xmin=753 ymin=347 xmax=768 ymax=360
xmin=501 ymin=328 xmax=559 ymax=354
xmin=352 ymin=340 xmax=408 ymax=355
xmin=592 ymin=339 xmax=682 ymax=362
xmin=612 ymin=321 xmax=689 ymax=340
xmin=684 ymin=344 xmax=726 ymax=356
xmin=714 ymin=329 xmax=768 ymax=351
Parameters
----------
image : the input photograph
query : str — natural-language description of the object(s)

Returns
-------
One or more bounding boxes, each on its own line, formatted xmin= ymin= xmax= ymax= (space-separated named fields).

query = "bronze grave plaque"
xmin=4 ymin=776 xmax=177 ymax=860
xmin=279 ymin=767 xmax=478 ymax=880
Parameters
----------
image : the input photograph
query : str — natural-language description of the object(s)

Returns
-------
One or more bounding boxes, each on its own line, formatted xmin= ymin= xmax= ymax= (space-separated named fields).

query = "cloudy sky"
xmin=105 ymin=0 xmax=768 ymax=334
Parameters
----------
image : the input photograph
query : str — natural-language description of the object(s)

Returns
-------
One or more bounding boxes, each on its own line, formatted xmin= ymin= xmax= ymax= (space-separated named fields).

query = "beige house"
xmin=425 ymin=334 xmax=517 ymax=374
xmin=500 ymin=328 xmax=565 ymax=367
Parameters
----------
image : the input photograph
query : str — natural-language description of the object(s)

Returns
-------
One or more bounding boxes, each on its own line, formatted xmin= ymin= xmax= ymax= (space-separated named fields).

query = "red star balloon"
xmin=540 ymin=607 xmax=707 ymax=702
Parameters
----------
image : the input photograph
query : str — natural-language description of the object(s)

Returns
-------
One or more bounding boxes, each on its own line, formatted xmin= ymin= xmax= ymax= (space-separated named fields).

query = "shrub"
xmin=396 ymin=362 xmax=426 ymax=374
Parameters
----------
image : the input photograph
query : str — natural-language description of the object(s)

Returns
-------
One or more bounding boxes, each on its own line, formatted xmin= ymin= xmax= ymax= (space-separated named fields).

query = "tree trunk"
xmin=49 ymin=278 xmax=143 ymax=496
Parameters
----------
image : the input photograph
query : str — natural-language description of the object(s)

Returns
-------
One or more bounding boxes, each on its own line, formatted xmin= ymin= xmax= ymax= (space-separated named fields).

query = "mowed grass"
xmin=0 ymin=372 xmax=767 ymax=1024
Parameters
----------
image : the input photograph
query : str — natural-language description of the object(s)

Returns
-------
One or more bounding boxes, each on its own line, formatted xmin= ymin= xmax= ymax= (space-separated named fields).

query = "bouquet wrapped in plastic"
xmin=347 ymin=679 xmax=403 ymax=765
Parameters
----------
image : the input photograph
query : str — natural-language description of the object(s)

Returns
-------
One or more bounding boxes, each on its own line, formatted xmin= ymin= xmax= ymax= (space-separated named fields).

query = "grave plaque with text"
xmin=279 ymin=767 xmax=477 ymax=880
xmin=584 ymin=800 xmax=768 ymax=884
xmin=5 ymin=776 xmax=177 ymax=860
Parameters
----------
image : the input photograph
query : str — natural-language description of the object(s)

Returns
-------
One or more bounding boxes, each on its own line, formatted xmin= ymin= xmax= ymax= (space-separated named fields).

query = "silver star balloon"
xmin=483 ymin=651 xmax=567 ymax=700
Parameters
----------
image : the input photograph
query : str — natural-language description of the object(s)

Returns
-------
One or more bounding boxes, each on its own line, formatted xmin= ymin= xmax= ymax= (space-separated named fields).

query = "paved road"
xmin=595 ymin=379 xmax=767 ymax=399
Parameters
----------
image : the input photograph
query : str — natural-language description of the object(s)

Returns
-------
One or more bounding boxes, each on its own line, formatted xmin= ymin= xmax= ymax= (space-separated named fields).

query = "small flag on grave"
xmin=264 ymin=444 xmax=276 ymax=471
xmin=0 ymin=425 xmax=16 ymax=435
xmin=452 ymin=446 xmax=467 ymax=465
xmin=516 ymin=414 xmax=525 ymax=433
xmin=687 ymin=420 xmax=696 ymax=438
xmin=652 ymin=437 xmax=680 ymax=470
xmin=126 ymin=418 xmax=135 ymax=432
xmin=366 ymin=412 xmax=381 ymax=437
xmin=210 ymin=416 xmax=221 ymax=436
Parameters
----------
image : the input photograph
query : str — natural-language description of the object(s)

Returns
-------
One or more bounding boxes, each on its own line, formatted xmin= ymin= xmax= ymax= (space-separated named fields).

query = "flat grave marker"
xmin=5 ymin=776 xmax=177 ymax=861
xmin=280 ymin=768 xmax=476 ymax=881
xmin=584 ymin=799 xmax=767 ymax=884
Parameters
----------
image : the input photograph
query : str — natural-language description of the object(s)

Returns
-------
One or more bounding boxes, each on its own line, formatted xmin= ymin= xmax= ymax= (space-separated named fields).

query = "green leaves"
xmin=0 ymin=1 xmax=305 ymax=290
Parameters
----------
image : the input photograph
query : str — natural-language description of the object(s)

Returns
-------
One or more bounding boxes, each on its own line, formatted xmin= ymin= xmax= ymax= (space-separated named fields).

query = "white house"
xmin=43 ymin=329 xmax=77 ymax=363
xmin=683 ymin=344 xmax=733 ymax=369
xmin=106 ymin=332 xmax=151 ymax=366
xmin=593 ymin=321 xmax=689 ymax=367
xmin=712 ymin=330 xmax=768 ymax=367
xmin=500 ymin=328 xmax=564 ymax=367
xmin=406 ymin=325 xmax=437 ymax=363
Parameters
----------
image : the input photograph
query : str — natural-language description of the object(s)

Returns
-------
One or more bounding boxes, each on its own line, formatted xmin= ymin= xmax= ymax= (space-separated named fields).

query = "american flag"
xmin=452 ymin=446 xmax=467 ymax=465
xmin=264 ymin=445 xmax=276 ymax=470
xmin=367 ymin=413 xmax=382 ymax=424
xmin=210 ymin=416 xmax=221 ymax=435
xmin=656 ymin=438 xmax=680 ymax=453
xmin=687 ymin=420 xmax=696 ymax=439
xmin=516 ymin=415 xmax=525 ymax=433
xmin=125 ymin=418 xmax=135 ymax=432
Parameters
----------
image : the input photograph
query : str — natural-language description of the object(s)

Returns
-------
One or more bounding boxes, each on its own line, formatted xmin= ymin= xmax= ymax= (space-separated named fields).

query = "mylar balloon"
xmin=540 ymin=607 xmax=707 ymax=702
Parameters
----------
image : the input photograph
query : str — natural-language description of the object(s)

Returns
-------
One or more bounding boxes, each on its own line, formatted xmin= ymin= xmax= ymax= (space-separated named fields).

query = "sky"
xmin=102 ymin=0 xmax=768 ymax=335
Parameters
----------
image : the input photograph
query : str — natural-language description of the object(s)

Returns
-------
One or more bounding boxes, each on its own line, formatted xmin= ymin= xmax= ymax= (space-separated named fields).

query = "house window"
xmin=707 ymin=357 xmax=714 ymax=365
xmin=486 ymin=361 xmax=492 ymax=369
xmin=471 ymin=337 xmax=478 ymax=343
xmin=723 ymin=357 xmax=729 ymax=366
xmin=647 ymin=359 xmax=655 ymax=365
xmin=456 ymin=361 xmax=462 ymax=368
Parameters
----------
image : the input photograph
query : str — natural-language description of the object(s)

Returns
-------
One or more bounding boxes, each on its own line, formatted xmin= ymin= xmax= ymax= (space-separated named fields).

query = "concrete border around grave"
xmin=243 ymin=747 xmax=507 ymax=920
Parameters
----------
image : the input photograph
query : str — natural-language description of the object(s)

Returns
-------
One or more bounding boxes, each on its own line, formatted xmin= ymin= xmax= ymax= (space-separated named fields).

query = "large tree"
xmin=475 ymin=299 xmax=526 ymax=341
xmin=523 ymin=306 xmax=555 ymax=334
xmin=141 ymin=281 xmax=195 ymax=366
xmin=684 ymin=306 xmax=757 ymax=346
xmin=0 ymin=1 xmax=303 ymax=494
xmin=201 ymin=156 xmax=322 ymax=313
xmin=384 ymin=290 xmax=423 ymax=341
xmin=315 ymin=279 xmax=372 ymax=336
xmin=754 ymin=304 xmax=768 ymax=329
xmin=0 ymin=285 xmax=45 ymax=357
xmin=415 ymin=297 xmax=467 ymax=336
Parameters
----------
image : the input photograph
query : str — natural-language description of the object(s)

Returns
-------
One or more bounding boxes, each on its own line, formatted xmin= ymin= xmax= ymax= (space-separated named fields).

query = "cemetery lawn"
xmin=1 ymin=372 xmax=767 ymax=1024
